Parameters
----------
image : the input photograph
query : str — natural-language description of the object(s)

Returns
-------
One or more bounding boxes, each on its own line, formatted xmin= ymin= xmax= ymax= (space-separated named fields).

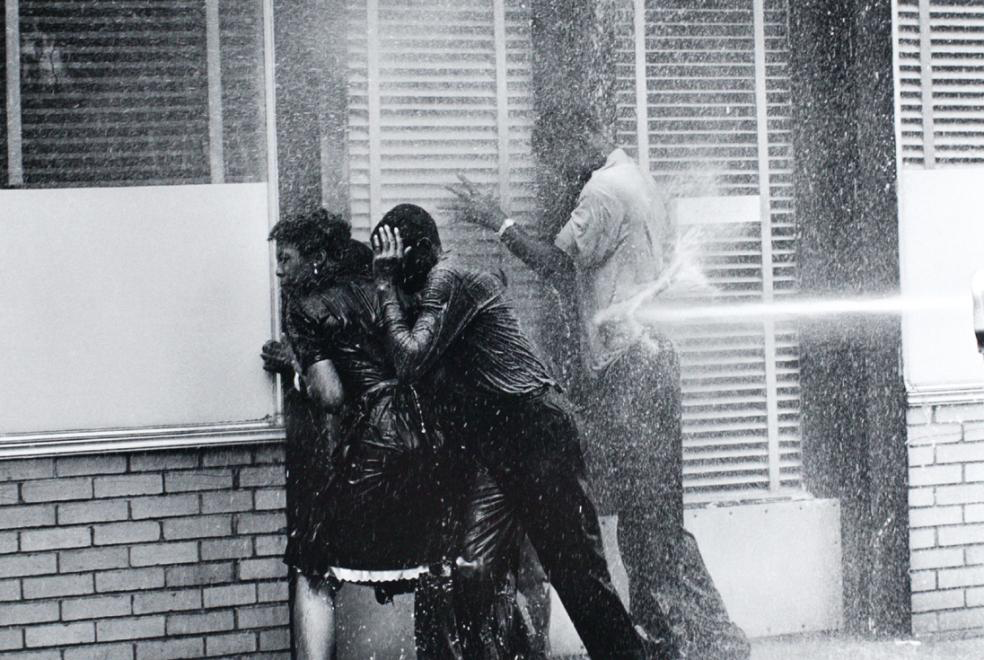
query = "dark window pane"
xmin=13 ymin=0 xmax=266 ymax=188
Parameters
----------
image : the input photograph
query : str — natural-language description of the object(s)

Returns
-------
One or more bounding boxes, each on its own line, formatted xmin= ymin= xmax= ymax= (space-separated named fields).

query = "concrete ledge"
xmin=549 ymin=499 xmax=844 ymax=655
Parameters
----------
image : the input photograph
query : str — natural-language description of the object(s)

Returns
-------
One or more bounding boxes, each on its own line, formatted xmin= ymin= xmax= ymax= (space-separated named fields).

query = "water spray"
xmin=594 ymin=226 xmax=969 ymax=333
xmin=629 ymin=294 xmax=967 ymax=326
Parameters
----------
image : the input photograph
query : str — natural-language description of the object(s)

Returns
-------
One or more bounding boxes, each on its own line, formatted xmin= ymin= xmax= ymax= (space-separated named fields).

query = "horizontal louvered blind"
xmin=5 ymin=0 xmax=266 ymax=187
xmin=345 ymin=0 xmax=540 ymax=327
xmin=18 ymin=0 xmax=211 ymax=186
xmin=618 ymin=0 xmax=802 ymax=503
xmin=897 ymin=0 xmax=927 ymax=165
xmin=928 ymin=1 xmax=984 ymax=164
xmin=896 ymin=0 xmax=984 ymax=167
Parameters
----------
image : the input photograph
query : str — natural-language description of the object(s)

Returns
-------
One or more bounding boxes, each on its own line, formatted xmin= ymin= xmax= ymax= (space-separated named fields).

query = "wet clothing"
xmin=281 ymin=381 xmax=334 ymax=578
xmin=280 ymin=241 xmax=377 ymax=579
xmin=587 ymin=339 xmax=750 ymax=659
xmin=420 ymin=465 xmax=543 ymax=660
xmin=380 ymin=257 xmax=555 ymax=399
xmin=284 ymin=264 xmax=535 ymax=659
xmin=284 ymin=276 xmax=456 ymax=576
xmin=586 ymin=338 xmax=682 ymax=517
xmin=378 ymin=257 xmax=655 ymax=660
xmin=554 ymin=148 xmax=674 ymax=374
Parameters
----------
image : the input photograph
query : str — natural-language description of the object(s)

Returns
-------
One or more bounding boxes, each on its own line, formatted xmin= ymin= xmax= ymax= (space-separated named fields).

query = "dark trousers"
xmin=454 ymin=468 xmax=541 ymax=659
xmin=455 ymin=388 xmax=649 ymax=660
xmin=415 ymin=462 xmax=540 ymax=660
xmin=590 ymin=339 xmax=750 ymax=660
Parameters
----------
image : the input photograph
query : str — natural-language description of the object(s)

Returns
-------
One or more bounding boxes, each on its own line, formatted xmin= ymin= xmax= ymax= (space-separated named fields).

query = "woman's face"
xmin=275 ymin=244 xmax=310 ymax=290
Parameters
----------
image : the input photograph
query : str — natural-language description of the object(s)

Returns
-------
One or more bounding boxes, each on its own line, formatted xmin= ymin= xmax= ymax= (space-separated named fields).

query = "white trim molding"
xmin=907 ymin=384 xmax=984 ymax=407
xmin=0 ymin=421 xmax=285 ymax=459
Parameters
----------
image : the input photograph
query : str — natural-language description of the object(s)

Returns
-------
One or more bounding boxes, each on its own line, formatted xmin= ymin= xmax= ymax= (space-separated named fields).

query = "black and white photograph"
xmin=2 ymin=0 xmax=984 ymax=658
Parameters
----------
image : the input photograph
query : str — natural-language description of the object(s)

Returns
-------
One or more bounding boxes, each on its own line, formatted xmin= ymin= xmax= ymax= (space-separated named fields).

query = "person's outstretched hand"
xmin=372 ymin=224 xmax=404 ymax=287
xmin=261 ymin=339 xmax=294 ymax=375
xmin=444 ymin=173 xmax=508 ymax=231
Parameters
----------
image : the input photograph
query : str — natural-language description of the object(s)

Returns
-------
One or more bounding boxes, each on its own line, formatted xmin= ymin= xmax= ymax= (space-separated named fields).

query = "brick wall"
xmin=0 ymin=444 xmax=290 ymax=659
xmin=908 ymin=402 xmax=984 ymax=635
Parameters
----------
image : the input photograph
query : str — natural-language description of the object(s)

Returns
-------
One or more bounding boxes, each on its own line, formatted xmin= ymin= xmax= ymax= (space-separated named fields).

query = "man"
xmin=447 ymin=128 xmax=751 ymax=659
xmin=371 ymin=203 xmax=671 ymax=660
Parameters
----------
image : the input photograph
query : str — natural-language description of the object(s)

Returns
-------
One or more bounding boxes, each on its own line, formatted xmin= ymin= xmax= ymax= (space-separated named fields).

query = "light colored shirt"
xmin=554 ymin=148 xmax=674 ymax=374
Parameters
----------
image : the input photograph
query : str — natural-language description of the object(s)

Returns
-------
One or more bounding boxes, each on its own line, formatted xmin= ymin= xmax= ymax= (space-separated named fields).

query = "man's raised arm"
xmin=445 ymin=175 xmax=576 ymax=286
xmin=498 ymin=222 xmax=576 ymax=284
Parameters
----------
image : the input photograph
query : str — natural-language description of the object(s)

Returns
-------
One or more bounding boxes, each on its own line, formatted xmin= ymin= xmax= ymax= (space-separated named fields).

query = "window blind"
xmin=896 ymin=0 xmax=984 ymax=167
xmin=345 ymin=0 xmax=540 ymax=326
xmin=616 ymin=0 xmax=802 ymax=502
xmin=7 ymin=0 xmax=265 ymax=187
xmin=218 ymin=0 xmax=267 ymax=183
xmin=898 ymin=0 xmax=927 ymax=166
xmin=345 ymin=0 xmax=801 ymax=503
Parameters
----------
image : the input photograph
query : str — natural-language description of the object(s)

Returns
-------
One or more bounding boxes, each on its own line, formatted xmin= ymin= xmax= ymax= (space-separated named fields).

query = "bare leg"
xmin=292 ymin=569 xmax=336 ymax=660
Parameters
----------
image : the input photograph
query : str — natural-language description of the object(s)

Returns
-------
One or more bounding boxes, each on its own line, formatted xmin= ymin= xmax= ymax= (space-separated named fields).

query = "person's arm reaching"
xmin=446 ymin=174 xmax=575 ymax=284
xmin=303 ymin=359 xmax=345 ymax=413
xmin=498 ymin=223 xmax=576 ymax=284
xmin=283 ymin=298 xmax=347 ymax=413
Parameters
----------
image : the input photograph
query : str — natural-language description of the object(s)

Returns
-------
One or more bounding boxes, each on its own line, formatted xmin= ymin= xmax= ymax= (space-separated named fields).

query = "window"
xmin=896 ymin=0 xmax=984 ymax=167
xmin=0 ymin=0 xmax=278 ymax=454
xmin=344 ymin=0 xmax=540 ymax=324
xmin=615 ymin=0 xmax=802 ymax=502
xmin=2 ymin=0 xmax=267 ymax=187
xmin=343 ymin=0 xmax=802 ymax=503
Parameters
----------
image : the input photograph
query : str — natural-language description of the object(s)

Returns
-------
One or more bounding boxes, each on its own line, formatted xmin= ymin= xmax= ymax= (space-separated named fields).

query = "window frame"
xmin=0 ymin=0 xmax=285 ymax=459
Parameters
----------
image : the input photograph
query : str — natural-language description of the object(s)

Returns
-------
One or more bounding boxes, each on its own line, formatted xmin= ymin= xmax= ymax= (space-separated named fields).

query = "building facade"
xmin=895 ymin=0 xmax=984 ymax=637
xmin=1 ymin=0 xmax=982 ymax=656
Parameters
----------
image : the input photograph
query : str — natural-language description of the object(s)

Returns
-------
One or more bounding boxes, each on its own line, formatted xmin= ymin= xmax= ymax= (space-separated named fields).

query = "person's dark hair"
xmin=375 ymin=204 xmax=442 ymax=251
xmin=374 ymin=204 xmax=442 ymax=293
xmin=268 ymin=208 xmax=351 ymax=262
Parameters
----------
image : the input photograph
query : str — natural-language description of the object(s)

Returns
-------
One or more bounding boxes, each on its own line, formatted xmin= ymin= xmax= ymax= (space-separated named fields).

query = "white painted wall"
xmin=899 ymin=168 xmax=984 ymax=392
xmin=0 ymin=184 xmax=277 ymax=434
xmin=547 ymin=501 xmax=844 ymax=655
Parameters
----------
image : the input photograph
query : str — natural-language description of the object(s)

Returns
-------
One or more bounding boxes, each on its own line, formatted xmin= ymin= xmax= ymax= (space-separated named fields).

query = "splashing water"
xmin=630 ymin=294 xmax=968 ymax=325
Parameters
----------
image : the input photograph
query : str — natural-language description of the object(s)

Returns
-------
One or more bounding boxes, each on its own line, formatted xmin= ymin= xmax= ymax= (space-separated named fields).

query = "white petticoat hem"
xmin=328 ymin=565 xmax=430 ymax=584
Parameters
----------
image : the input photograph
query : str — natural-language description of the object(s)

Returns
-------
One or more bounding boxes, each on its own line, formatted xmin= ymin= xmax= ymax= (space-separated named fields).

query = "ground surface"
xmin=557 ymin=635 xmax=984 ymax=659
xmin=750 ymin=634 xmax=984 ymax=659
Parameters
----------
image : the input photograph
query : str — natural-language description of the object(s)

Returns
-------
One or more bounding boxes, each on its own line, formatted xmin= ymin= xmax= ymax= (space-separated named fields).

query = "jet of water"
xmin=628 ymin=294 xmax=968 ymax=325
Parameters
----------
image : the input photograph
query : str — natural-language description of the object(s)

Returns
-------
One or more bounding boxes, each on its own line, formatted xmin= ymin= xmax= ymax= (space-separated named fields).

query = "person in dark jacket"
xmin=371 ymin=203 xmax=673 ymax=660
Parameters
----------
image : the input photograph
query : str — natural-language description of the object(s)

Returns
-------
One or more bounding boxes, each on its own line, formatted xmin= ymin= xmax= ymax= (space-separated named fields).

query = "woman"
xmin=269 ymin=209 xmax=459 ymax=658
xmin=268 ymin=209 xmax=535 ymax=659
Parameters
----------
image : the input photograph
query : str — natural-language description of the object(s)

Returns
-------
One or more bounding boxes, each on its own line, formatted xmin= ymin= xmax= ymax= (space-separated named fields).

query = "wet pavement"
xmin=751 ymin=634 xmax=984 ymax=659
xmin=558 ymin=635 xmax=984 ymax=659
